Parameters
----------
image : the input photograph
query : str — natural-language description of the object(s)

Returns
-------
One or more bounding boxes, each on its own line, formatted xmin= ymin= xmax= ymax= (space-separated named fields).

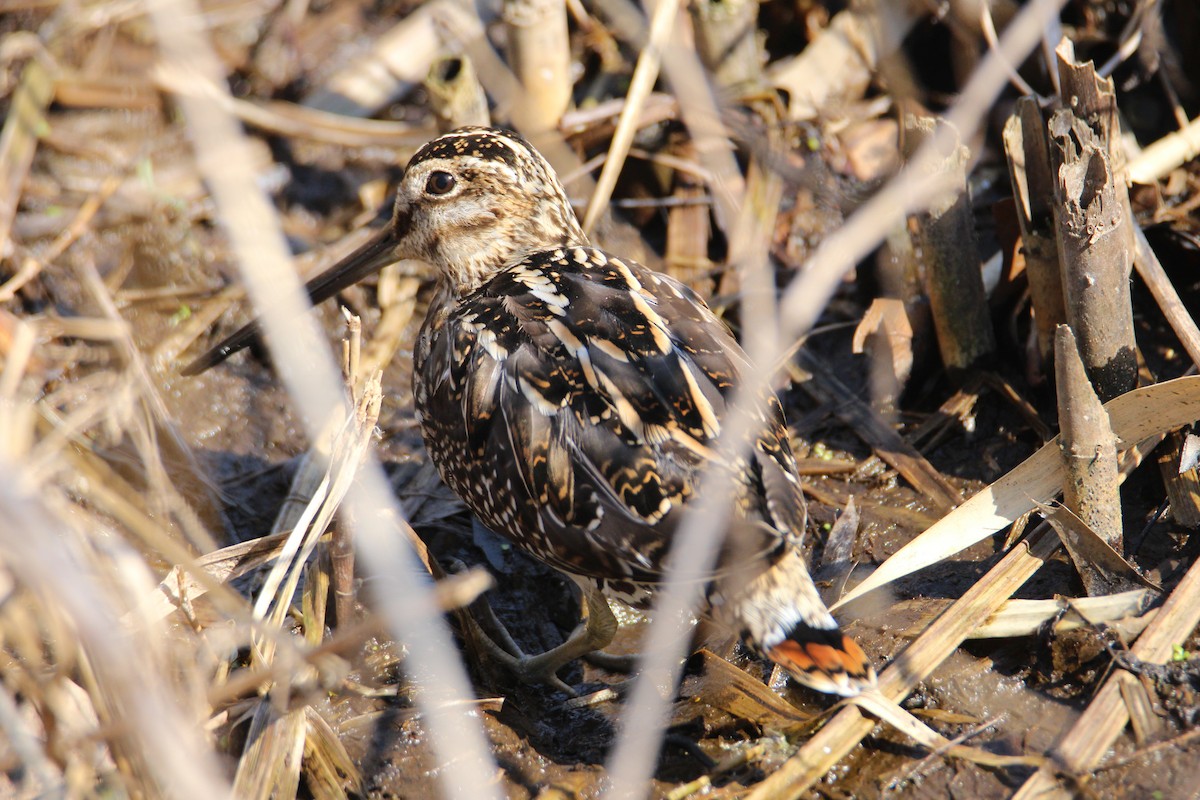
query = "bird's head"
xmin=387 ymin=127 xmax=587 ymax=294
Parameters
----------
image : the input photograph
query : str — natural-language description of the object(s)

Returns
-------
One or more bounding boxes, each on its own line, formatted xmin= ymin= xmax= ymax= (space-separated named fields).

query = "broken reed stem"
xmin=689 ymin=0 xmax=764 ymax=92
xmin=1003 ymin=97 xmax=1066 ymax=365
xmin=905 ymin=115 xmax=995 ymax=373
xmin=503 ymin=0 xmax=572 ymax=133
xmin=1054 ymin=325 xmax=1123 ymax=561
xmin=1048 ymin=39 xmax=1137 ymax=402
xmin=426 ymin=55 xmax=490 ymax=132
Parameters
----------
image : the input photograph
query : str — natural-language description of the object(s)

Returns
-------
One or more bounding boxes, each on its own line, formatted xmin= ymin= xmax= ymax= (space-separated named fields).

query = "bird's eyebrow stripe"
xmin=409 ymin=129 xmax=526 ymax=169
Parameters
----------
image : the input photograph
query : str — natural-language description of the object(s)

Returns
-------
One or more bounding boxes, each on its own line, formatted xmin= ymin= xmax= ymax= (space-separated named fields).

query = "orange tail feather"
xmin=767 ymin=626 xmax=876 ymax=697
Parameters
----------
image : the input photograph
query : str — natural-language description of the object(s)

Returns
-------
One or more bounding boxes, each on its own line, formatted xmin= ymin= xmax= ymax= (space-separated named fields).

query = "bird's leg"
xmin=467 ymin=587 xmax=526 ymax=658
xmin=468 ymin=586 xmax=619 ymax=696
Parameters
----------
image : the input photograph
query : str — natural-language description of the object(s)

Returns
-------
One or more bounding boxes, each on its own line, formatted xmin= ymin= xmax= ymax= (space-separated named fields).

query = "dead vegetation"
xmin=2 ymin=0 xmax=1200 ymax=798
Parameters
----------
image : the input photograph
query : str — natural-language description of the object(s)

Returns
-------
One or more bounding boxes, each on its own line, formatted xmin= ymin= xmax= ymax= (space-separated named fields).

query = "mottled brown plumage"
xmin=183 ymin=127 xmax=876 ymax=697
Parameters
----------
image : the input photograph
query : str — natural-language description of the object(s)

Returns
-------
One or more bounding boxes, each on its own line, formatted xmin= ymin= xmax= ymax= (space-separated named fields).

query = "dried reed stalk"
xmin=1127 ymin=114 xmax=1200 ymax=185
xmin=580 ymin=0 xmax=679 ymax=234
xmin=1132 ymin=225 xmax=1200 ymax=368
xmin=663 ymin=136 xmax=712 ymax=289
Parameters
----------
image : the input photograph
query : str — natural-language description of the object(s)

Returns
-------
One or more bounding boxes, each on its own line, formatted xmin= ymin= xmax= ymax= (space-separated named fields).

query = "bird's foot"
xmin=467 ymin=587 xmax=619 ymax=697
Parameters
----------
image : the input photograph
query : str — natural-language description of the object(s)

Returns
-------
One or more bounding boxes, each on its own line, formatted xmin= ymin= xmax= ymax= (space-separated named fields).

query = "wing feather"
xmin=418 ymin=246 xmax=804 ymax=582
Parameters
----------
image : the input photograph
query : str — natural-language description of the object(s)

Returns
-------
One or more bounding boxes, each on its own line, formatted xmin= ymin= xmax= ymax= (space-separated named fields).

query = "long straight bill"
xmin=180 ymin=225 xmax=403 ymax=375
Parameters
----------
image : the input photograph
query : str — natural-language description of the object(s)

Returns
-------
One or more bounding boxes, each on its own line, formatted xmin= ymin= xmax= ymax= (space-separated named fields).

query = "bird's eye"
xmin=426 ymin=171 xmax=456 ymax=195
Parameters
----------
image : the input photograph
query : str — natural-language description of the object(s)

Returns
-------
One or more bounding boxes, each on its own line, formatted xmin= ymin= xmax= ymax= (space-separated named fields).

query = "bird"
xmin=182 ymin=126 xmax=876 ymax=698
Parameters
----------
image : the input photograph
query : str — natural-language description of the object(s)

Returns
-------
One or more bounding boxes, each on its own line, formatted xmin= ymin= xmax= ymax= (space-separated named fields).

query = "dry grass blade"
xmin=235 ymin=361 xmax=377 ymax=800
xmin=850 ymin=690 xmax=1045 ymax=769
xmin=75 ymin=259 xmax=220 ymax=551
xmin=833 ymin=375 xmax=1200 ymax=610
xmin=0 ymin=174 xmax=120 ymax=303
xmin=142 ymin=532 xmax=291 ymax=622
xmin=253 ymin=371 xmax=380 ymax=663
xmin=303 ymin=706 xmax=361 ymax=799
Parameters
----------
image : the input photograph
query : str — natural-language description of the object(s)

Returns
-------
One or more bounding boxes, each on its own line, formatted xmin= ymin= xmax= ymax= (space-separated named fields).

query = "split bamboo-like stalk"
xmin=1054 ymin=325 xmax=1123 ymax=560
xmin=427 ymin=55 xmax=491 ymax=131
xmin=1002 ymin=97 xmax=1066 ymax=365
xmin=503 ymin=0 xmax=573 ymax=133
xmin=905 ymin=115 xmax=995 ymax=373
xmin=1047 ymin=40 xmax=1137 ymax=402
